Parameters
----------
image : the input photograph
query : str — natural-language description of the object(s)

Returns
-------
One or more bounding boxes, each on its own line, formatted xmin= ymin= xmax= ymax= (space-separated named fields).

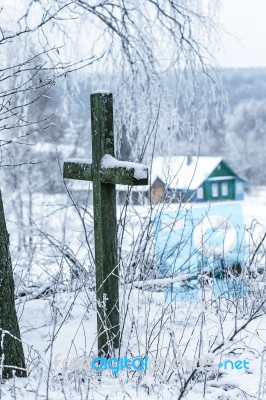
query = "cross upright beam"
xmin=91 ymin=92 xmax=118 ymax=356
xmin=63 ymin=91 xmax=148 ymax=357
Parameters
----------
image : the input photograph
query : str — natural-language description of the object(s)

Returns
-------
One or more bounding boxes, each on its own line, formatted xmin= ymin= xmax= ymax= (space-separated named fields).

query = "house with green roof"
xmin=149 ymin=156 xmax=246 ymax=204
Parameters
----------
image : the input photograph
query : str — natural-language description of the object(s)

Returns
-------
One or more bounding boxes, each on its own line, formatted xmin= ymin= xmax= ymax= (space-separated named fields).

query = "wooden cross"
xmin=63 ymin=91 xmax=149 ymax=356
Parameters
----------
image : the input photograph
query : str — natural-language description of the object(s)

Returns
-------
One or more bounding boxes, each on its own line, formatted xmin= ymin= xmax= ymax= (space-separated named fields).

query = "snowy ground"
xmin=1 ymin=186 xmax=266 ymax=399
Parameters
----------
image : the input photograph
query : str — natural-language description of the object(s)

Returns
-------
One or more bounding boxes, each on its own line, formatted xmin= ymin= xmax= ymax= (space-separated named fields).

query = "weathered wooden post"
xmin=0 ymin=191 xmax=27 ymax=378
xmin=63 ymin=91 xmax=148 ymax=356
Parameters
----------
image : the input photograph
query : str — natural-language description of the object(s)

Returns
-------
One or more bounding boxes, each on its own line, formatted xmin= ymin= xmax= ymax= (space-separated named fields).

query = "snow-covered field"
xmin=1 ymin=187 xmax=266 ymax=399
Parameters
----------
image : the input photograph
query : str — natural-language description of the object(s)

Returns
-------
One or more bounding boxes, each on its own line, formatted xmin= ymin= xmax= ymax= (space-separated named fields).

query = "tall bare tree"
xmin=0 ymin=191 xmax=27 ymax=379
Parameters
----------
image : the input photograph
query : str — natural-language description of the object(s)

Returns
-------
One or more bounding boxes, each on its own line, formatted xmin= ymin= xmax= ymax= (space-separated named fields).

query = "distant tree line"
xmin=178 ymin=68 xmax=266 ymax=186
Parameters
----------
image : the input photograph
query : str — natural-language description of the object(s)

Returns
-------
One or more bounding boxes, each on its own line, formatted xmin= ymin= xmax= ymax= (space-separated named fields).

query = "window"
xmin=221 ymin=182 xmax=228 ymax=196
xmin=236 ymin=182 xmax=243 ymax=195
xmin=211 ymin=183 xmax=218 ymax=197
xmin=197 ymin=187 xmax=204 ymax=200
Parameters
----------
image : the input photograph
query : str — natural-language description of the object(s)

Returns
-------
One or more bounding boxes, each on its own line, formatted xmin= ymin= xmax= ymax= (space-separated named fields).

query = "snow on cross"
xmin=63 ymin=91 xmax=149 ymax=357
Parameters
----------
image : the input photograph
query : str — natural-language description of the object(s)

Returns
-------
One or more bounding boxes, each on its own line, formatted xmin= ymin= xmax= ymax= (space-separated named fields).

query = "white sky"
xmin=217 ymin=0 xmax=266 ymax=68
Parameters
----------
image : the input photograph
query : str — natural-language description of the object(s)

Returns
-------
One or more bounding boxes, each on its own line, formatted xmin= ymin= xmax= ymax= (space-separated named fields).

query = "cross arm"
xmin=100 ymin=166 xmax=148 ymax=185
xmin=100 ymin=154 xmax=148 ymax=185
xmin=63 ymin=155 xmax=149 ymax=186
xmin=63 ymin=159 xmax=93 ymax=181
